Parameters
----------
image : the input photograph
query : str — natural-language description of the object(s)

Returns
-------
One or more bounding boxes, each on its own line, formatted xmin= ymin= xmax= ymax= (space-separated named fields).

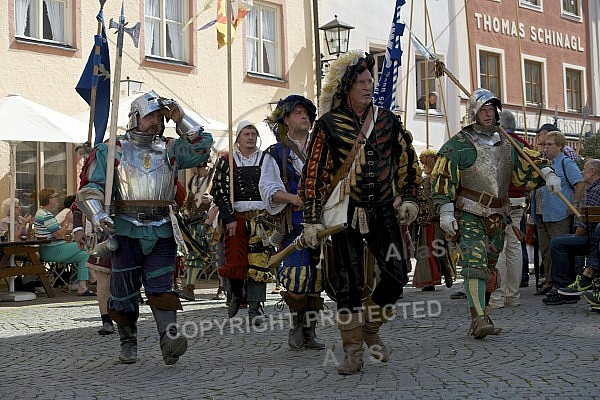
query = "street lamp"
xmin=319 ymin=15 xmax=354 ymax=59
xmin=120 ymin=76 xmax=143 ymax=97
xmin=318 ymin=16 xmax=355 ymax=80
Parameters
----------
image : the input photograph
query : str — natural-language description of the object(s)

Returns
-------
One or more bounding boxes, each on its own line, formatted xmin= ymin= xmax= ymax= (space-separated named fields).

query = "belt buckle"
xmin=137 ymin=212 xmax=147 ymax=221
xmin=477 ymin=191 xmax=494 ymax=208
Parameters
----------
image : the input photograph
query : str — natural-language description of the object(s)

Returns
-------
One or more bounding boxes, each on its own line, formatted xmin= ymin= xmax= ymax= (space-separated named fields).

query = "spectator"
xmin=417 ymin=91 xmax=437 ymax=110
xmin=532 ymin=131 xmax=585 ymax=297
xmin=537 ymin=123 xmax=578 ymax=161
xmin=1 ymin=197 xmax=32 ymax=239
xmin=34 ymin=188 xmax=94 ymax=296
xmin=546 ymin=159 xmax=600 ymax=303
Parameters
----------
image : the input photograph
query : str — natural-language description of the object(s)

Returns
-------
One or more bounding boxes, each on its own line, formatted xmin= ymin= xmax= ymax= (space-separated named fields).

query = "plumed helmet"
xmin=266 ymin=95 xmax=316 ymax=142
xmin=127 ymin=90 xmax=164 ymax=132
xmin=465 ymin=88 xmax=502 ymax=126
xmin=319 ymin=50 xmax=375 ymax=115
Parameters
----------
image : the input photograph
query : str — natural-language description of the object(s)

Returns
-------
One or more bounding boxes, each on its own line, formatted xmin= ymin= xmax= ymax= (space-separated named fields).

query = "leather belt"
xmin=110 ymin=200 xmax=175 ymax=221
xmin=457 ymin=188 xmax=508 ymax=209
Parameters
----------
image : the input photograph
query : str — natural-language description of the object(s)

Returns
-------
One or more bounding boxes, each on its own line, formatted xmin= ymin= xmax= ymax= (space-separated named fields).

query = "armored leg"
xmin=109 ymin=308 xmax=139 ymax=364
xmin=147 ymin=293 xmax=188 ymax=365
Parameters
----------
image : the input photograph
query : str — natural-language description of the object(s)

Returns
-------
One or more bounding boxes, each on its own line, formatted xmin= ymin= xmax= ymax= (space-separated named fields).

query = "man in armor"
xmin=212 ymin=120 xmax=271 ymax=326
xmin=74 ymin=90 xmax=213 ymax=364
xmin=431 ymin=88 xmax=560 ymax=339
xmin=300 ymin=50 xmax=422 ymax=375
xmin=259 ymin=94 xmax=325 ymax=350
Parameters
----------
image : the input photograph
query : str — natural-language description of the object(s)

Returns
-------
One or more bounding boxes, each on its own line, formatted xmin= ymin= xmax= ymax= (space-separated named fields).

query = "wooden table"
xmin=0 ymin=239 xmax=56 ymax=298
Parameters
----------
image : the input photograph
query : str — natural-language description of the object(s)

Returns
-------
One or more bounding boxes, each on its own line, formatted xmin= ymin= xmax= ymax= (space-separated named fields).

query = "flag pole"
xmin=86 ymin=0 xmax=107 ymax=145
xmin=105 ymin=2 xmax=140 ymax=212
xmin=227 ymin=0 xmax=235 ymax=208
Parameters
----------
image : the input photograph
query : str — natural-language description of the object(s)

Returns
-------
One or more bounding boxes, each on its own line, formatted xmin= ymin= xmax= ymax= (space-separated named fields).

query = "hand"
xmin=289 ymin=194 xmax=304 ymax=208
xmin=541 ymin=167 xmax=562 ymax=194
xmin=439 ymin=203 xmax=458 ymax=237
xmin=201 ymin=193 xmax=213 ymax=204
xmin=396 ymin=201 xmax=419 ymax=225
xmin=98 ymin=215 xmax=115 ymax=235
xmin=303 ymin=223 xmax=325 ymax=248
xmin=159 ymin=99 xmax=185 ymax=123
xmin=73 ymin=230 xmax=86 ymax=250
xmin=226 ymin=221 xmax=237 ymax=237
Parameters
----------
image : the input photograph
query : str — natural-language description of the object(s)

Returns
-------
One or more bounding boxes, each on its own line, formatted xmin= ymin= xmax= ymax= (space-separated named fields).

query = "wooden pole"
xmin=226 ymin=0 xmax=235 ymax=208
xmin=437 ymin=61 xmax=581 ymax=218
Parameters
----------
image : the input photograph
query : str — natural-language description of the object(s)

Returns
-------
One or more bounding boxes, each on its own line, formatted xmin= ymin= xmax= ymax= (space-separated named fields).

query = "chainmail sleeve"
xmin=211 ymin=155 xmax=236 ymax=225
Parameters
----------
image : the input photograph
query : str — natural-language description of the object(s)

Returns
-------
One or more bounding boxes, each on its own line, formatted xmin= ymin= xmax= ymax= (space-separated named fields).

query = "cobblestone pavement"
xmin=1 ymin=276 xmax=599 ymax=400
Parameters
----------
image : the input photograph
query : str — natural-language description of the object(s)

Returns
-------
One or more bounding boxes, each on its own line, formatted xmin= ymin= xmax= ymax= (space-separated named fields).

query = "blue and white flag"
xmin=76 ymin=9 xmax=111 ymax=145
xmin=373 ymin=0 xmax=405 ymax=110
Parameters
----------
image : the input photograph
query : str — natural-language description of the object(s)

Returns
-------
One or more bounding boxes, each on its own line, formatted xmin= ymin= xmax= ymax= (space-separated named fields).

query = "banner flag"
xmin=75 ymin=10 xmax=111 ymax=145
xmin=216 ymin=0 xmax=253 ymax=49
xmin=373 ymin=0 xmax=405 ymax=110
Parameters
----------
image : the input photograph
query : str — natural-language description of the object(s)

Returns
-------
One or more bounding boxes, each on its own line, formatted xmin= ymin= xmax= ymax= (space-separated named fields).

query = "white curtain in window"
xmin=165 ymin=0 xmax=182 ymax=59
xmin=45 ymin=0 xmax=64 ymax=42
xmin=15 ymin=0 xmax=31 ymax=36
xmin=145 ymin=0 xmax=159 ymax=55
xmin=262 ymin=9 xmax=275 ymax=74
xmin=246 ymin=7 xmax=258 ymax=71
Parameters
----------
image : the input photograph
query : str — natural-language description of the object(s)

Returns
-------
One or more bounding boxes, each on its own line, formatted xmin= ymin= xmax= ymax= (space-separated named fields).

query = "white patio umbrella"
xmin=0 ymin=93 xmax=88 ymax=300
xmin=74 ymin=93 xmax=228 ymax=137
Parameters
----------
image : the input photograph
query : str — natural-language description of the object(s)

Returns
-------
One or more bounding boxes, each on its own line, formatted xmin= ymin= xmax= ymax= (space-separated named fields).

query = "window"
xmin=562 ymin=0 xmax=580 ymax=16
xmin=519 ymin=0 xmax=542 ymax=11
xmin=246 ymin=3 xmax=281 ymax=77
xmin=15 ymin=142 xmax=69 ymax=216
xmin=145 ymin=0 xmax=187 ymax=62
xmin=524 ymin=60 xmax=543 ymax=105
xmin=14 ymin=0 xmax=70 ymax=45
xmin=565 ymin=68 xmax=582 ymax=112
xmin=416 ymin=57 xmax=439 ymax=111
xmin=479 ymin=51 xmax=502 ymax=99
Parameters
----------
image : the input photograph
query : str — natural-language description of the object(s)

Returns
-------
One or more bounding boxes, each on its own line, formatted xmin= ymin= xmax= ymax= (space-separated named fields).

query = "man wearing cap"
xmin=259 ymin=94 xmax=326 ymax=351
xmin=300 ymin=50 xmax=422 ymax=375
xmin=74 ymin=90 xmax=213 ymax=364
xmin=488 ymin=111 xmax=531 ymax=309
xmin=212 ymin=120 xmax=271 ymax=326
xmin=431 ymin=88 xmax=558 ymax=339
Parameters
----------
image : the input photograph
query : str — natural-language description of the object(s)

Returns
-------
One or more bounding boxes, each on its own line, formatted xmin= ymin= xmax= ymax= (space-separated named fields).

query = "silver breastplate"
xmin=116 ymin=139 xmax=176 ymax=201
xmin=461 ymin=138 xmax=512 ymax=198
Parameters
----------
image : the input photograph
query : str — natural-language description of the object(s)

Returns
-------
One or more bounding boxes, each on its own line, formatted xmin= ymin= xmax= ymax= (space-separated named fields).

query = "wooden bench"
xmin=0 ymin=239 xmax=56 ymax=297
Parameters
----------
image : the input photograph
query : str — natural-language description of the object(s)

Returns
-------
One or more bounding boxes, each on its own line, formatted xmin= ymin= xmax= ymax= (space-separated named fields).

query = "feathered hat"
xmin=318 ymin=49 xmax=375 ymax=115
xmin=265 ymin=95 xmax=316 ymax=142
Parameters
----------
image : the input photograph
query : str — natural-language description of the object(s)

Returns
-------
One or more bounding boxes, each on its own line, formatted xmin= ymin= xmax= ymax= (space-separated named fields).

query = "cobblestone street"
xmin=1 ymin=276 xmax=599 ymax=399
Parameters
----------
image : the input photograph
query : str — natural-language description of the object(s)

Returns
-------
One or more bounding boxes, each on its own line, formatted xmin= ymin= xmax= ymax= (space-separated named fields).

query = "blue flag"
xmin=373 ymin=0 xmax=405 ymax=110
xmin=76 ymin=10 xmax=111 ymax=145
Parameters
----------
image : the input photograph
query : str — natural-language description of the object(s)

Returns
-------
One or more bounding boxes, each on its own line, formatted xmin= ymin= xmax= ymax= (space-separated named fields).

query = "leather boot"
xmin=248 ymin=301 xmax=263 ymax=327
xmin=468 ymin=307 xmax=494 ymax=339
xmin=485 ymin=306 xmax=502 ymax=335
xmin=337 ymin=312 xmax=364 ymax=375
xmin=362 ymin=297 xmax=392 ymax=362
xmin=151 ymin=307 xmax=188 ymax=365
xmin=98 ymin=314 xmax=115 ymax=335
xmin=228 ymin=295 xmax=242 ymax=318
xmin=303 ymin=296 xmax=325 ymax=350
xmin=179 ymin=284 xmax=196 ymax=301
xmin=282 ymin=291 xmax=307 ymax=350
xmin=117 ymin=324 xmax=137 ymax=364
